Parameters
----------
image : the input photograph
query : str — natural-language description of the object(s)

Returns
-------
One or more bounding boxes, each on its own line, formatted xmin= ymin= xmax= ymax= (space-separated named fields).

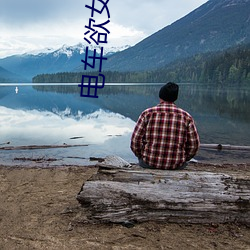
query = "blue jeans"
xmin=138 ymin=158 xmax=188 ymax=170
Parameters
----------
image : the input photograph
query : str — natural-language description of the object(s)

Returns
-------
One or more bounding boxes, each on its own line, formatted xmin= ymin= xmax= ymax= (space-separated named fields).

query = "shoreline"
xmin=0 ymin=163 xmax=249 ymax=249
xmin=1 ymin=161 xmax=250 ymax=171
xmin=2 ymin=145 xmax=250 ymax=168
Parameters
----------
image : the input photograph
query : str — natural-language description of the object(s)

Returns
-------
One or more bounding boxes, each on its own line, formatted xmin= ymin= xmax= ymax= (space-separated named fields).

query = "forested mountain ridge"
xmin=90 ymin=0 xmax=250 ymax=72
xmin=0 ymin=66 xmax=12 ymax=82
xmin=0 ymin=65 xmax=27 ymax=83
xmin=33 ymin=43 xmax=250 ymax=85
xmin=151 ymin=43 xmax=250 ymax=84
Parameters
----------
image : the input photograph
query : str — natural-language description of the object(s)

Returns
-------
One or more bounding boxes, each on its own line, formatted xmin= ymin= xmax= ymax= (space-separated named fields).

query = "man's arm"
xmin=185 ymin=119 xmax=200 ymax=161
xmin=130 ymin=114 xmax=146 ymax=158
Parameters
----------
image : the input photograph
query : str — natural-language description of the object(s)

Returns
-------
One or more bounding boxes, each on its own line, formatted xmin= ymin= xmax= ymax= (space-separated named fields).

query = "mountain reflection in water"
xmin=0 ymin=83 xmax=249 ymax=166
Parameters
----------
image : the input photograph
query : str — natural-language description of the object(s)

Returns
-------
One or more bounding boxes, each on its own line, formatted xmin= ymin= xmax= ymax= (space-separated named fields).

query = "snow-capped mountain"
xmin=51 ymin=43 xmax=130 ymax=58
xmin=0 ymin=43 xmax=130 ymax=82
xmin=22 ymin=43 xmax=130 ymax=59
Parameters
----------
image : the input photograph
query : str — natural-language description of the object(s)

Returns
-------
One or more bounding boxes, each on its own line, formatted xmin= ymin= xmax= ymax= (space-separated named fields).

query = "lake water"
xmin=0 ymin=83 xmax=250 ymax=167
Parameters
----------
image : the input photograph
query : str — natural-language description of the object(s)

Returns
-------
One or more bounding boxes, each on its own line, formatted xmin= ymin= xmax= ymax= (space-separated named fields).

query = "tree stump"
xmin=77 ymin=163 xmax=250 ymax=225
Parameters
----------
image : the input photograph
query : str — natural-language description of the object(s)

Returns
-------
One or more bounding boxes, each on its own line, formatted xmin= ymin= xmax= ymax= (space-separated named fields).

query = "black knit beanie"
xmin=159 ymin=82 xmax=179 ymax=102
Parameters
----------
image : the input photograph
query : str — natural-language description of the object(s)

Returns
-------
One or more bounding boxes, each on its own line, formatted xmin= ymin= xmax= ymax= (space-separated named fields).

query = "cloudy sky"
xmin=0 ymin=0 xmax=208 ymax=58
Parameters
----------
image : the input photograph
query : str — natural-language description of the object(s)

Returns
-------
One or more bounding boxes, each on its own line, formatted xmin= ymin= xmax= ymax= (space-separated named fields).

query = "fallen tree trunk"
xmin=200 ymin=143 xmax=250 ymax=151
xmin=77 ymin=165 xmax=250 ymax=225
xmin=0 ymin=144 xmax=88 ymax=151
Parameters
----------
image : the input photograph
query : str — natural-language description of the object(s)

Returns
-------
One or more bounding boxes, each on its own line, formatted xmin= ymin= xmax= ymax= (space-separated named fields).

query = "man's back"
xmin=130 ymin=82 xmax=199 ymax=170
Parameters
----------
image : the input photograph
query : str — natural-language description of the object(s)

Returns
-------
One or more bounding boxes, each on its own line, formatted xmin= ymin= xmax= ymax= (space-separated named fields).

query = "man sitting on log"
xmin=130 ymin=82 xmax=200 ymax=170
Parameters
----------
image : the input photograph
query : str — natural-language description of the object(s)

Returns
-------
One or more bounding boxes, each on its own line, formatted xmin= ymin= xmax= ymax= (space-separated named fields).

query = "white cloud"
xmin=0 ymin=0 xmax=208 ymax=58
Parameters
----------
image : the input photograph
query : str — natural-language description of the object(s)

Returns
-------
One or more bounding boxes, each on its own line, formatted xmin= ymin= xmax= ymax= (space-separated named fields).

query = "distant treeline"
xmin=33 ymin=43 xmax=250 ymax=85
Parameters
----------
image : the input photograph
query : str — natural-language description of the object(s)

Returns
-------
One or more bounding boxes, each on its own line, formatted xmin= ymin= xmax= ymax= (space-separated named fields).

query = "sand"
xmin=0 ymin=164 xmax=249 ymax=250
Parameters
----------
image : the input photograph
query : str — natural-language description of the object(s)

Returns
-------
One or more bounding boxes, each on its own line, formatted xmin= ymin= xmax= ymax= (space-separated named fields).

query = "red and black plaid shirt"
xmin=130 ymin=102 xmax=200 ymax=169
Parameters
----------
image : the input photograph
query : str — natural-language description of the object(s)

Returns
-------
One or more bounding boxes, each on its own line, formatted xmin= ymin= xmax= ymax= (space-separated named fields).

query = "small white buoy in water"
xmin=15 ymin=86 xmax=18 ymax=94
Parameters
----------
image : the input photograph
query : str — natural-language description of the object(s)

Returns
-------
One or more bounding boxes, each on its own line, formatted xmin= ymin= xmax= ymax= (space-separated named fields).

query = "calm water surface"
xmin=0 ymin=83 xmax=249 ymax=166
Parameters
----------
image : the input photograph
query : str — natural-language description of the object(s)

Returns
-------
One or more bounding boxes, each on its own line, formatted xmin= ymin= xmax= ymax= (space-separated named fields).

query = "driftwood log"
xmin=77 ymin=158 xmax=250 ymax=225
xmin=0 ymin=144 xmax=88 ymax=151
xmin=200 ymin=143 xmax=250 ymax=151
